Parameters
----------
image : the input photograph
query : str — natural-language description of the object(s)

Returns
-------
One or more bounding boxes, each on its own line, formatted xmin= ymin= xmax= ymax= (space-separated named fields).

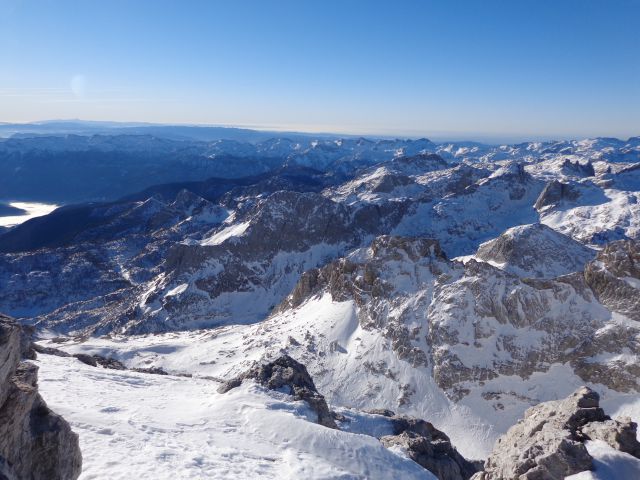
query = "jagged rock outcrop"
xmin=560 ymin=159 xmax=595 ymax=177
xmin=534 ymin=180 xmax=580 ymax=211
xmin=0 ymin=314 xmax=82 ymax=480
xmin=218 ymin=355 xmax=338 ymax=428
xmin=380 ymin=415 xmax=481 ymax=480
xmin=219 ymin=354 xmax=479 ymax=478
xmin=267 ymin=234 xmax=640 ymax=405
xmin=33 ymin=343 xmax=170 ymax=375
xmin=389 ymin=153 xmax=449 ymax=175
xmin=474 ymin=387 xmax=640 ymax=480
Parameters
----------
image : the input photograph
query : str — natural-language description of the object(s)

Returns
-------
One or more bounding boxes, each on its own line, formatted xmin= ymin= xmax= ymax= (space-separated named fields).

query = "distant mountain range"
xmin=1 ymin=123 xmax=638 ymax=203
xmin=1 ymin=125 xmax=640 ymax=478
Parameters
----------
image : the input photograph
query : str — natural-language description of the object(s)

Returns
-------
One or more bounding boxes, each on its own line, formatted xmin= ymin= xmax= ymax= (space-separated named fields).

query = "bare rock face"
xmin=534 ymin=180 xmax=580 ymax=211
xmin=584 ymin=239 xmax=640 ymax=321
xmin=0 ymin=314 xmax=82 ymax=480
xmin=272 ymin=235 xmax=640 ymax=405
xmin=560 ymin=159 xmax=595 ymax=177
xmin=476 ymin=387 xmax=639 ymax=480
xmin=218 ymin=355 xmax=337 ymax=429
xmin=381 ymin=415 xmax=481 ymax=480
xmin=388 ymin=153 xmax=449 ymax=176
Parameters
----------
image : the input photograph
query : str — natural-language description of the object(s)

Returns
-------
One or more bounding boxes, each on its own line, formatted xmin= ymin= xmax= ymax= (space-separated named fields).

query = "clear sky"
xmin=1 ymin=0 xmax=639 ymax=141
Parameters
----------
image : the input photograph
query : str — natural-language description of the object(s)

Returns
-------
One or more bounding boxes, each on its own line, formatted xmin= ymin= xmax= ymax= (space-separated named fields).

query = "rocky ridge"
xmin=475 ymin=223 xmax=596 ymax=278
xmin=271 ymin=236 xmax=640 ymax=399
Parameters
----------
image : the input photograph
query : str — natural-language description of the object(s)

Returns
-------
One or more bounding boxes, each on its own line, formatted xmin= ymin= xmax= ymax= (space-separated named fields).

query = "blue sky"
xmin=1 ymin=0 xmax=639 ymax=140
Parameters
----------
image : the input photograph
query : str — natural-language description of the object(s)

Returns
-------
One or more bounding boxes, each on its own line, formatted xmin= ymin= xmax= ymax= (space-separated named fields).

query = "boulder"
xmin=218 ymin=355 xmax=337 ymax=428
xmin=381 ymin=415 xmax=481 ymax=480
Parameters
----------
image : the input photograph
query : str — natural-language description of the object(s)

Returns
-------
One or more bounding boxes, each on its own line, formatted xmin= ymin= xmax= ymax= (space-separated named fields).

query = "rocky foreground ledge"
xmin=473 ymin=386 xmax=640 ymax=480
xmin=0 ymin=314 xmax=81 ymax=480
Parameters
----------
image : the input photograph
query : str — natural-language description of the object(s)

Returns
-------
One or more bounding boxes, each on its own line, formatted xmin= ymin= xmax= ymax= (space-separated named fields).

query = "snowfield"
xmin=37 ymin=354 xmax=435 ymax=480
xmin=36 ymin=291 xmax=640 ymax=462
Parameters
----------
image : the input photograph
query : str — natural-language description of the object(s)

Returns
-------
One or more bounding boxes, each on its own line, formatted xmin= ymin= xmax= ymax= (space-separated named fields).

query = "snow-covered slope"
xmin=36 ymin=354 xmax=435 ymax=480
xmin=475 ymin=223 xmax=597 ymax=278
xmin=39 ymin=236 xmax=640 ymax=461
xmin=568 ymin=441 xmax=640 ymax=480
xmin=2 ymin=138 xmax=640 ymax=336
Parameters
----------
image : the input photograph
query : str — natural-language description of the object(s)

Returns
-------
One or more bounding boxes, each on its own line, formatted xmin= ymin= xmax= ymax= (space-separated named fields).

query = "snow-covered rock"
xmin=475 ymin=223 xmax=596 ymax=278
xmin=36 ymin=235 xmax=640 ymax=462
xmin=3 ymin=132 xmax=640 ymax=478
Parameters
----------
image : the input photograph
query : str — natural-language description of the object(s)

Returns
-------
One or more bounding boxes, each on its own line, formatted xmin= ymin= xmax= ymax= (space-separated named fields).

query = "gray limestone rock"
xmin=581 ymin=417 xmax=640 ymax=458
xmin=584 ymin=239 xmax=640 ymax=321
xmin=218 ymin=355 xmax=337 ymax=429
xmin=534 ymin=180 xmax=580 ymax=211
xmin=381 ymin=414 xmax=481 ymax=480
xmin=477 ymin=387 xmax=640 ymax=480
xmin=476 ymin=223 xmax=595 ymax=279
xmin=0 ymin=314 xmax=82 ymax=480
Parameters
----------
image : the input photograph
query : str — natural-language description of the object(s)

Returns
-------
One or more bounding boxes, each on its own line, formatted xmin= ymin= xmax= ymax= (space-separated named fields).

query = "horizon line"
xmin=1 ymin=118 xmax=638 ymax=145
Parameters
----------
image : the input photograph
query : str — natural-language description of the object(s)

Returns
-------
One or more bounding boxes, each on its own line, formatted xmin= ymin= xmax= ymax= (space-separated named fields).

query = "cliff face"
xmin=0 ymin=314 xmax=82 ymax=480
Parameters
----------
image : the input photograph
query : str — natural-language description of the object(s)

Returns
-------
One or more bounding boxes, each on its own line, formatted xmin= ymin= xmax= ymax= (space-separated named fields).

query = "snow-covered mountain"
xmin=1 ymin=133 xmax=640 ymax=479
xmin=40 ymin=234 xmax=639 ymax=459
xmin=2 ymin=131 xmax=638 ymax=203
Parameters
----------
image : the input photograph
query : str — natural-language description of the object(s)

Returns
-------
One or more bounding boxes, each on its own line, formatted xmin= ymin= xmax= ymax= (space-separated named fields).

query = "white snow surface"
xmin=36 ymin=354 xmax=435 ymax=480
xmin=200 ymin=221 xmax=250 ymax=246
xmin=37 ymin=293 xmax=640 ymax=461
xmin=567 ymin=441 xmax=640 ymax=480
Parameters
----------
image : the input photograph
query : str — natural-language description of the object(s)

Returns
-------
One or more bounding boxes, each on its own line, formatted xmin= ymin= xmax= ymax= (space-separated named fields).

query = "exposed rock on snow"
xmin=560 ymin=159 xmax=596 ymax=178
xmin=0 ymin=314 xmax=81 ymax=480
xmin=219 ymin=355 xmax=338 ymax=428
xmin=381 ymin=414 xmax=481 ymax=480
xmin=34 ymin=342 xmax=171 ymax=375
xmin=581 ymin=418 xmax=640 ymax=458
xmin=2 ymin=134 xmax=640 ymax=478
xmin=272 ymin=235 xmax=639 ymax=401
xmin=219 ymin=354 xmax=479 ymax=477
xmin=476 ymin=387 xmax=638 ymax=480
xmin=4 ymin=136 xmax=640 ymax=336
xmin=534 ymin=180 xmax=581 ymax=211
xmin=35 ymin=353 xmax=439 ymax=480
xmin=475 ymin=223 xmax=596 ymax=278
